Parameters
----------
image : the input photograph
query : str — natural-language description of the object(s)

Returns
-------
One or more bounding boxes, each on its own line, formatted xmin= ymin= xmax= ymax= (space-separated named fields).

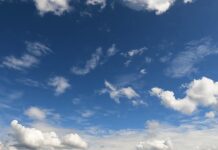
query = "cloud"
xmin=10 ymin=120 xmax=88 ymax=150
xmin=48 ymin=76 xmax=71 ymax=95
xmin=33 ymin=0 xmax=71 ymax=16
xmin=136 ymin=139 xmax=173 ymax=150
xmin=86 ymin=0 xmax=106 ymax=9
xmin=107 ymin=44 xmax=118 ymax=57
xmin=122 ymin=47 xmax=147 ymax=58
xmin=1 ymin=41 xmax=51 ymax=71
xmin=2 ymin=54 xmax=39 ymax=71
xmin=71 ymin=44 xmax=117 ymax=75
xmin=166 ymin=38 xmax=218 ymax=78
xmin=205 ymin=111 xmax=216 ymax=119
xmin=102 ymin=80 xmax=140 ymax=104
xmin=71 ymin=48 xmax=103 ymax=75
xmin=25 ymin=41 xmax=51 ymax=56
xmin=151 ymin=76 xmax=218 ymax=115
xmin=24 ymin=107 xmax=46 ymax=120
xmin=81 ymin=110 xmax=95 ymax=118
xmin=121 ymin=0 xmax=175 ymax=15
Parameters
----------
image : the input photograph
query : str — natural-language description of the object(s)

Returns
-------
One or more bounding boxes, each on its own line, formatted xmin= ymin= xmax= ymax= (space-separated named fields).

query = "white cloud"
xmin=48 ymin=76 xmax=71 ymax=95
xmin=25 ymin=41 xmax=51 ymax=56
xmin=33 ymin=0 xmax=71 ymax=16
xmin=2 ymin=54 xmax=39 ymax=71
xmin=122 ymin=47 xmax=146 ymax=58
xmin=140 ymin=69 xmax=147 ymax=75
xmin=102 ymin=80 xmax=140 ymax=104
xmin=122 ymin=0 xmax=175 ymax=15
xmin=107 ymin=44 xmax=118 ymax=57
xmin=205 ymin=111 xmax=216 ymax=119
xmin=10 ymin=120 xmax=87 ymax=150
xmin=86 ymin=0 xmax=106 ymax=9
xmin=136 ymin=139 xmax=173 ymax=150
xmin=1 ymin=41 xmax=51 ymax=71
xmin=71 ymin=48 xmax=102 ymax=75
xmin=24 ymin=107 xmax=46 ymax=120
xmin=166 ymin=38 xmax=218 ymax=78
xmin=81 ymin=110 xmax=95 ymax=118
xmin=151 ymin=77 xmax=218 ymax=115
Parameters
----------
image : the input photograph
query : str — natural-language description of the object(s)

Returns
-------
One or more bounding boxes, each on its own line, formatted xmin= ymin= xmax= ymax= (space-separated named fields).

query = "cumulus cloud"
xmin=151 ymin=77 xmax=218 ymax=114
xmin=10 ymin=120 xmax=87 ymax=150
xmin=102 ymin=80 xmax=140 ymax=104
xmin=166 ymin=38 xmax=218 ymax=78
xmin=86 ymin=0 xmax=106 ymax=9
xmin=24 ymin=107 xmax=46 ymax=120
xmin=121 ymin=0 xmax=175 ymax=15
xmin=33 ymin=0 xmax=71 ymax=16
xmin=48 ymin=76 xmax=71 ymax=95
xmin=1 ymin=41 xmax=51 ymax=71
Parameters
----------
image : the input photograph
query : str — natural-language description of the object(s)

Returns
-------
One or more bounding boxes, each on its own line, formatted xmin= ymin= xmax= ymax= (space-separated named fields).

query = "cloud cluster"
xmin=102 ymin=80 xmax=141 ymax=105
xmin=48 ymin=76 xmax=71 ymax=95
xmin=10 ymin=120 xmax=88 ymax=150
xmin=33 ymin=0 xmax=71 ymax=16
xmin=136 ymin=139 xmax=173 ymax=150
xmin=151 ymin=76 xmax=218 ymax=114
xmin=166 ymin=38 xmax=218 ymax=78
xmin=1 ymin=41 xmax=51 ymax=71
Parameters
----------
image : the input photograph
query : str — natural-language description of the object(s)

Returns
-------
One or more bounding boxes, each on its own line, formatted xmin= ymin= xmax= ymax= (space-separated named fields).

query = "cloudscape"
xmin=0 ymin=0 xmax=218 ymax=150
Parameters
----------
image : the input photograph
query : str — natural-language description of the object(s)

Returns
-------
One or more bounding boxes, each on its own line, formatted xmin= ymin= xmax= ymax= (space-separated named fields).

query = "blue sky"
xmin=1 ymin=0 xmax=218 ymax=150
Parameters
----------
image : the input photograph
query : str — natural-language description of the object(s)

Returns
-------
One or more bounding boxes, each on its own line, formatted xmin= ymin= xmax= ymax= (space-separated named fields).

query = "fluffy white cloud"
xmin=24 ymin=107 xmax=46 ymax=120
xmin=71 ymin=48 xmax=102 ymax=75
xmin=86 ymin=0 xmax=106 ymax=9
xmin=48 ymin=76 xmax=71 ymax=95
xmin=1 ymin=41 xmax=51 ymax=71
xmin=151 ymin=77 xmax=218 ymax=114
xmin=122 ymin=0 xmax=175 ymax=15
xmin=166 ymin=38 xmax=218 ymax=78
xmin=10 ymin=120 xmax=87 ymax=150
xmin=102 ymin=80 xmax=140 ymax=104
xmin=136 ymin=139 xmax=173 ymax=150
xmin=33 ymin=0 xmax=71 ymax=16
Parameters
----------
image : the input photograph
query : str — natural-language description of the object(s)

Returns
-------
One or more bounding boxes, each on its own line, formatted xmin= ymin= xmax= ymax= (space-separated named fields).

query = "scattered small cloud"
xmin=205 ymin=111 xmax=216 ymax=119
xmin=1 ymin=41 xmax=51 ymax=71
xmin=86 ymin=0 xmax=106 ymax=9
xmin=33 ymin=0 xmax=71 ymax=16
xmin=48 ymin=76 xmax=71 ymax=95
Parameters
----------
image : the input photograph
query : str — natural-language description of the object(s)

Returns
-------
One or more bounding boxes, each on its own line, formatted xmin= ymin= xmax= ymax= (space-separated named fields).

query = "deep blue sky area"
xmin=1 ymin=0 xmax=218 ymax=149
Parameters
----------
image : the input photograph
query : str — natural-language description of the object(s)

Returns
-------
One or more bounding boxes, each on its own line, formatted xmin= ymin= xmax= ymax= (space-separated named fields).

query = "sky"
xmin=0 ymin=0 xmax=218 ymax=150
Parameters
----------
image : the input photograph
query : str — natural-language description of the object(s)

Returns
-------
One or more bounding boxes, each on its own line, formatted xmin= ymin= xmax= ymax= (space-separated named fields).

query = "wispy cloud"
xmin=166 ymin=38 xmax=218 ymax=78
xmin=1 ymin=41 xmax=51 ymax=71
xmin=86 ymin=0 xmax=106 ymax=9
xmin=71 ymin=44 xmax=118 ymax=75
